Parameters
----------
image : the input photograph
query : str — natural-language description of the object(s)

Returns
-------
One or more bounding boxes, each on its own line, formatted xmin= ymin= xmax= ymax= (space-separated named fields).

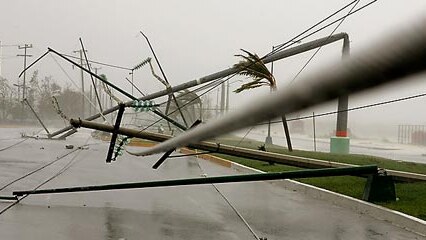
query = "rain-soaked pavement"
xmin=0 ymin=127 xmax=424 ymax=239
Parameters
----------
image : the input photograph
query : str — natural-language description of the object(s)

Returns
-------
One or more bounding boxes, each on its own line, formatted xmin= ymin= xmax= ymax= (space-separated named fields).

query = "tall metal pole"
xmin=17 ymin=44 xmax=32 ymax=100
xmin=331 ymin=36 xmax=350 ymax=154
xmin=216 ymin=88 xmax=220 ymax=116
xmin=17 ymin=44 xmax=32 ymax=120
xmin=220 ymin=82 xmax=226 ymax=115
xmin=130 ymin=70 xmax=134 ymax=96
xmin=73 ymin=49 xmax=86 ymax=117
xmin=92 ymin=66 xmax=103 ymax=111
xmin=0 ymin=41 xmax=2 ymax=77
xmin=313 ymin=112 xmax=317 ymax=152
xmin=225 ymin=80 xmax=230 ymax=112
xmin=335 ymin=37 xmax=350 ymax=137
xmin=266 ymin=46 xmax=274 ymax=145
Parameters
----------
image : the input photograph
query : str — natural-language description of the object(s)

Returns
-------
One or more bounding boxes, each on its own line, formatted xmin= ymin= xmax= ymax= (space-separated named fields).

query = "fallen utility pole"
xmin=70 ymin=118 xmax=426 ymax=182
xmin=48 ymin=33 xmax=350 ymax=138
xmin=67 ymin=119 xmax=352 ymax=167
xmin=68 ymin=118 xmax=339 ymax=168
xmin=13 ymin=165 xmax=378 ymax=196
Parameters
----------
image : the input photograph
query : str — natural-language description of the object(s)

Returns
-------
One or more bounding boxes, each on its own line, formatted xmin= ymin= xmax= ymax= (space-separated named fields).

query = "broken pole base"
xmin=363 ymin=174 xmax=396 ymax=202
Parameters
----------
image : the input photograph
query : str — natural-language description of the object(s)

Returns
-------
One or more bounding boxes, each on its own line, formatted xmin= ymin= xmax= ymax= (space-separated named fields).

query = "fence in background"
xmin=398 ymin=125 xmax=426 ymax=145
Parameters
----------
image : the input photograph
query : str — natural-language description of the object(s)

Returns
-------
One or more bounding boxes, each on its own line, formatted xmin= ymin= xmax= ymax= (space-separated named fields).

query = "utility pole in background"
xmin=17 ymin=44 xmax=32 ymax=100
xmin=225 ymin=80 xmax=229 ymax=113
xmin=129 ymin=70 xmax=134 ymax=96
xmin=0 ymin=41 xmax=2 ymax=77
xmin=92 ymin=66 xmax=102 ymax=113
xmin=17 ymin=44 xmax=32 ymax=120
xmin=220 ymin=82 xmax=226 ymax=115
xmin=73 ymin=49 xmax=87 ymax=117
xmin=265 ymin=46 xmax=275 ymax=145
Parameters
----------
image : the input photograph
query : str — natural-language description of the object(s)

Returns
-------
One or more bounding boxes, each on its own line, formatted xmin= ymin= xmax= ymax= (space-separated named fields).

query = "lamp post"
xmin=265 ymin=46 xmax=275 ymax=145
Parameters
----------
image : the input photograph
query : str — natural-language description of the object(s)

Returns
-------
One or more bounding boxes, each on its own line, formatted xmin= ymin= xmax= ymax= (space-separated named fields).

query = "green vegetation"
xmin=212 ymin=136 xmax=426 ymax=220
xmin=213 ymin=136 xmax=426 ymax=175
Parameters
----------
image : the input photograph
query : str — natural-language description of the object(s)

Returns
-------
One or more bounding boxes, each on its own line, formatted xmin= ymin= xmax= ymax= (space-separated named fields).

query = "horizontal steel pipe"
xmin=13 ymin=165 xmax=377 ymax=196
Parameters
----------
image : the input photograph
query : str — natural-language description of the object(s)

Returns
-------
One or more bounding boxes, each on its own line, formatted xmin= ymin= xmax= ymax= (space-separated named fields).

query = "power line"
xmin=262 ymin=92 xmax=426 ymax=125
xmin=0 ymin=129 xmax=43 ymax=152
xmin=49 ymin=54 xmax=110 ymax=122
xmin=264 ymin=0 xmax=377 ymax=60
xmin=60 ymin=52 xmax=132 ymax=71
xmin=0 ymin=138 xmax=91 ymax=215
xmin=289 ymin=0 xmax=361 ymax=84
xmin=268 ymin=0 xmax=358 ymax=56
xmin=0 ymin=147 xmax=82 ymax=191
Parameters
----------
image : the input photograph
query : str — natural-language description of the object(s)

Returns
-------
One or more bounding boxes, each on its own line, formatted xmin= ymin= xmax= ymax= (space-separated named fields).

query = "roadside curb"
xmin=180 ymin=148 xmax=426 ymax=236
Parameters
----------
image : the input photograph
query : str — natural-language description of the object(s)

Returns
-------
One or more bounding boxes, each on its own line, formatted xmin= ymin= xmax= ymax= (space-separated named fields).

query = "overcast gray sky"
xmin=1 ymin=0 xmax=426 ymax=133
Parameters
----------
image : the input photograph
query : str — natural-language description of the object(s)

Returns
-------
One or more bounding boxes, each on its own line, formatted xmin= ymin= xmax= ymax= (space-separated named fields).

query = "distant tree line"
xmin=0 ymin=71 xmax=84 ymax=124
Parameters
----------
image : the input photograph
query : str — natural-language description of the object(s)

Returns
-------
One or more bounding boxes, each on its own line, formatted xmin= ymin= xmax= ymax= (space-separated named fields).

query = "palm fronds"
xmin=233 ymin=49 xmax=276 ymax=93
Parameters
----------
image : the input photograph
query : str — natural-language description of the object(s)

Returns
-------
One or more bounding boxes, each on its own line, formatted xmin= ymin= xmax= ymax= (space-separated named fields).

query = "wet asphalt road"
xmin=0 ymin=128 xmax=424 ymax=239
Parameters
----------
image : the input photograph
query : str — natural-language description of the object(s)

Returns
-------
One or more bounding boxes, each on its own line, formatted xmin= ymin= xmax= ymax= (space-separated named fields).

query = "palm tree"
xmin=234 ymin=49 xmax=277 ymax=93
xmin=234 ymin=49 xmax=293 ymax=151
